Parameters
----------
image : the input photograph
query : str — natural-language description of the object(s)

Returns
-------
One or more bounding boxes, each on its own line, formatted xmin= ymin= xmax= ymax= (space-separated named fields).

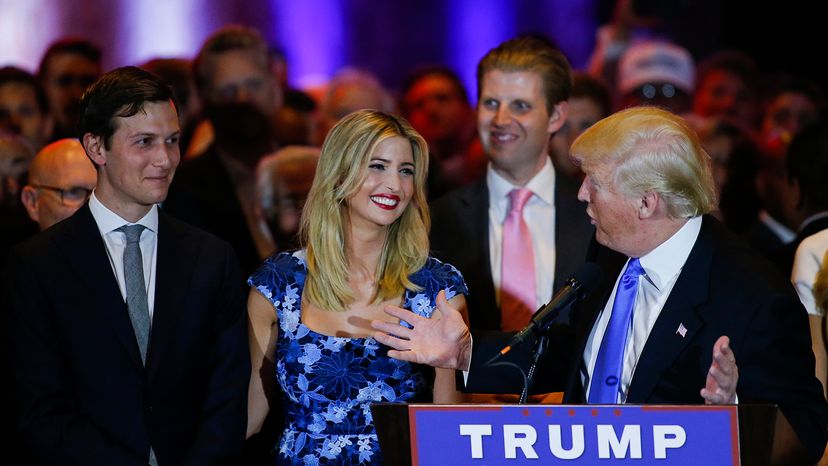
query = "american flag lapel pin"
xmin=676 ymin=323 xmax=688 ymax=338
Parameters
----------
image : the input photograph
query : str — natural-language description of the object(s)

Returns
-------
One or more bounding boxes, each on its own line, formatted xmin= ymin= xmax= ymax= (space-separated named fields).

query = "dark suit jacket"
xmin=429 ymin=172 xmax=593 ymax=331
xmin=164 ymin=145 xmax=261 ymax=275
xmin=466 ymin=216 xmax=828 ymax=462
xmin=3 ymin=205 xmax=250 ymax=466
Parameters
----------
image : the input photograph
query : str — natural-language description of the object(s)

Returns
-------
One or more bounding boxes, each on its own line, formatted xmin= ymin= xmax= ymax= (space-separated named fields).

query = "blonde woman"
xmin=809 ymin=247 xmax=828 ymax=466
xmin=793 ymin=230 xmax=828 ymax=397
xmin=247 ymin=110 xmax=468 ymax=464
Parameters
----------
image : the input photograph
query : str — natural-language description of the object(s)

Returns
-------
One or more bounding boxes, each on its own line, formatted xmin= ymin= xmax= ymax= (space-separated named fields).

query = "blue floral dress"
xmin=248 ymin=250 xmax=468 ymax=465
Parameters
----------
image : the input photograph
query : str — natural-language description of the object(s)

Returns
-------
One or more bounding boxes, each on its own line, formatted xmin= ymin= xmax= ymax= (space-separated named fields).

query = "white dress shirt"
xmin=488 ymin=157 xmax=557 ymax=309
xmin=88 ymin=192 xmax=159 ymax=321
xmin=792 ymin=229 xmax=828 ymax=316
xmin=583 ymin=216 xmax=702 ymax=403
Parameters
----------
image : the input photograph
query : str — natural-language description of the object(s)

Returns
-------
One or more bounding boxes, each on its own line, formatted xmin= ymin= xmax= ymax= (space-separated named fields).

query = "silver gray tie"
xmin=118 ymin=224 xmax=157 ymax=466
xmin=118 ymin=224 xmax=150 ymax=364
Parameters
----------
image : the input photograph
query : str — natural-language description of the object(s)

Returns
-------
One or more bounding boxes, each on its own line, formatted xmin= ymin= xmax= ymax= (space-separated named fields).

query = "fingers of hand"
xmin=387 ymin=349 xmax=417 ymax=363
xmin=436 ymin=289 xmax=447 ymax=305
xmin=384 ymin=304 xmax=420 ymax=321
xmin=700 ymin=388 xmax=723 ymax=404
xmin=371 ymin=319 xmax=408 ymax=336
xmin=373 ymin=331 xmax=411 ymax=351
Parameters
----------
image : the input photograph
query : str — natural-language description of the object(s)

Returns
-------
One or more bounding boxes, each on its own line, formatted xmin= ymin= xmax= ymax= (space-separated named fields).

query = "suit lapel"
xmin=626 ymin=218 xmax=715 ymax=402
xmin=147 ymin=209 xmax=198 ymax=380
xmin=553 ymin=172 xmax=591 ymax=290
xmin=59 ymin=205 xmax=144 ymax=369
xmin=464 ymin=179 xmax=499 ymax=320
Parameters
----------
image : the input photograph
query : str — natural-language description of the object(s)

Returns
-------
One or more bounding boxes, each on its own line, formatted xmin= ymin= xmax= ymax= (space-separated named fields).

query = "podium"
xmin=371 ymin=403 xmax=808 ymax=465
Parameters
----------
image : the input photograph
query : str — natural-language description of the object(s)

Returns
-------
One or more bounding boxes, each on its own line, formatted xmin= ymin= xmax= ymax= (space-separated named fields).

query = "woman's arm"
xmin=246 ymin=289 xmax=279 ymax=438
xmin=433 ymin=293 xmax=469 ymax=404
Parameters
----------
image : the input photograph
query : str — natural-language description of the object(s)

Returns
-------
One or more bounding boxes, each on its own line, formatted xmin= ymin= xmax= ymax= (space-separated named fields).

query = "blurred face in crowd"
xmin=267 ymin=164 xmax=315 ymax=249
xmin=477 ymin=69 xmax=566 ymax=185
xmin=42 ymin=53 xmax=100 ymax=130
xmin=549 ymin=95 xmax=603 ymax=178
xmin=761 ymin=91 xmax=818 ymax=156
xmin=204 ymin=50 xmax=282 ymax=119
xmin=693 ymin=70 xmax=756 ymax=127
xmin=22 ymin=139 xmax=97 ymax=230
xmin=621 ymin=83 xmax=692 ymax=115
xmin=0 ymin=81 xmax=49 ymax=151
xmin=313 ymin=82 xmax=388 ymax=146
xmin=84 ymin=100 xmax=180 ymax=221
xmin=404 ymin=74 xmax=471 ymax=147
xmin=0 ymin=134 xmax=34 ymax=204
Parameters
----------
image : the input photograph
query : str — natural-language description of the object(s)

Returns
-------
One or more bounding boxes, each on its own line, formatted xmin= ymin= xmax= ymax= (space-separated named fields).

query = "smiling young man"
xmin=4 ymin=66 xmax=249 ymax=465
xmin=429 ymin=36 xmax=593 ymax=332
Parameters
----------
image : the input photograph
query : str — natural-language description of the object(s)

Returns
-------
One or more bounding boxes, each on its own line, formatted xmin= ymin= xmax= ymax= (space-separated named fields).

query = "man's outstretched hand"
xmin=372 ymin=290 xmax=472 ymax=371
xmin=700 ymin=335 xmax=738 ymax=404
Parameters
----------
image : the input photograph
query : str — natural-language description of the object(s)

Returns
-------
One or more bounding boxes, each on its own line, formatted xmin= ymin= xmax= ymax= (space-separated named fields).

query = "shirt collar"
xmin=759 ymin=209 xmax=796 ymax=243
xmin=800 ymin=211 xmax=828 ymax=233
xmin=638 ymin=216 xmax=702 ymax=290
xmin=88 ymin=190 xmax=159 ymax=236
xmin=487 ymin=157 xmax=556 ymax=207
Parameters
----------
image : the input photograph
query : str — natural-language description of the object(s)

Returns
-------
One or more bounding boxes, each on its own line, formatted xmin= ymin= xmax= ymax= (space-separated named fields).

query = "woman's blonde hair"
xmin=300 ymin=109 xmax=430 ymax=311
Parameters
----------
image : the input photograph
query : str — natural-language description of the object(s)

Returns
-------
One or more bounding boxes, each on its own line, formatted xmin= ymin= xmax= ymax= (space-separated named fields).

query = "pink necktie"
xmin=501 ymin=188 xmax=536 ymax=331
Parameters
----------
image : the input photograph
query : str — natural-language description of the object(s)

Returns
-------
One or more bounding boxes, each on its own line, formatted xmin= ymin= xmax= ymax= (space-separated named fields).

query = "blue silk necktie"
xmin=588 ymin=258 xmax=644 ymax=403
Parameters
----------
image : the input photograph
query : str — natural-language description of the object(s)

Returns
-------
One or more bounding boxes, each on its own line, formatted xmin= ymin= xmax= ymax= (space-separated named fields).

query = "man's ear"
xmin=20 ymin=186 xmax=40 ymax=223
xmin=547 ymin=101 xmax=569 ymax=134
xmin=82 ymin=133 xmax=106 ymax=167
xmin=638 ymin=190 xmax=660 ymax=219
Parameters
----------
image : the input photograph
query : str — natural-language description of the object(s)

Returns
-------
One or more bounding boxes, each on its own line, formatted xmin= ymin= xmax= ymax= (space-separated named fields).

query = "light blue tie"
xmin=118 ymin=224 xmax=150 ymax=364
xmin=588 ymin=258 xmax=644 ymax=404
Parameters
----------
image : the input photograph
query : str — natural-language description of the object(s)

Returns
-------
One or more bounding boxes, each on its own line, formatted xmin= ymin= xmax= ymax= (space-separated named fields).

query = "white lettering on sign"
xmin=548 ymin=425 xmax=585 ymax=459
xmin=653 ymin=425 xmax=687 ymax=458
xmin=597 ymin=425 xmax=643 ymax=459
xmin=457 ymin=423 xmax=687 ymax=460
xmin=503 ymin=424 xmax=539 ymax=459
xmin=459 ymin=424 xmax=492 ymax=458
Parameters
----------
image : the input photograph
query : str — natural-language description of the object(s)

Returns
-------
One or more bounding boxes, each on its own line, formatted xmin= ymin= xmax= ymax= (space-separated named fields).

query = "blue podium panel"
xmin=409 ymin=404 xmax=739 ymax=465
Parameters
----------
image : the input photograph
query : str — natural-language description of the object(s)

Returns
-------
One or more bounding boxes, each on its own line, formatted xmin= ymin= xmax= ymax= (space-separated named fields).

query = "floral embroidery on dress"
xmin=249 ymin=251 xmax=467 ymax=465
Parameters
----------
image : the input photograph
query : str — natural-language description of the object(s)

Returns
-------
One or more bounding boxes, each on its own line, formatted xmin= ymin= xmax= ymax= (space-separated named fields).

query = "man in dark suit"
xmin=164 ymin=25 xmax=283 ymax=275
xmin=374 ymin=107 xmax=828 ymax=462
xmin=429 ymin=36 xmax=592 ymax=332
xmin=3 ymin=66 xmax=249 ymax=465
xmin=773 ymin=121 xmax=828 ymax=275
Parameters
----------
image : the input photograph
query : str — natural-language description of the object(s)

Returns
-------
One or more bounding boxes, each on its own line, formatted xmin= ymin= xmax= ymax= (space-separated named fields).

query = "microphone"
xmin=499 ymin=262 xmax=602 ymax=356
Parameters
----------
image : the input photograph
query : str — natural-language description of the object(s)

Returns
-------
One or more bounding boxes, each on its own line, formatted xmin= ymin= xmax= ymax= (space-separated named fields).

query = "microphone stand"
xmin=518 ymin=331 xmax=549 ymax=404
